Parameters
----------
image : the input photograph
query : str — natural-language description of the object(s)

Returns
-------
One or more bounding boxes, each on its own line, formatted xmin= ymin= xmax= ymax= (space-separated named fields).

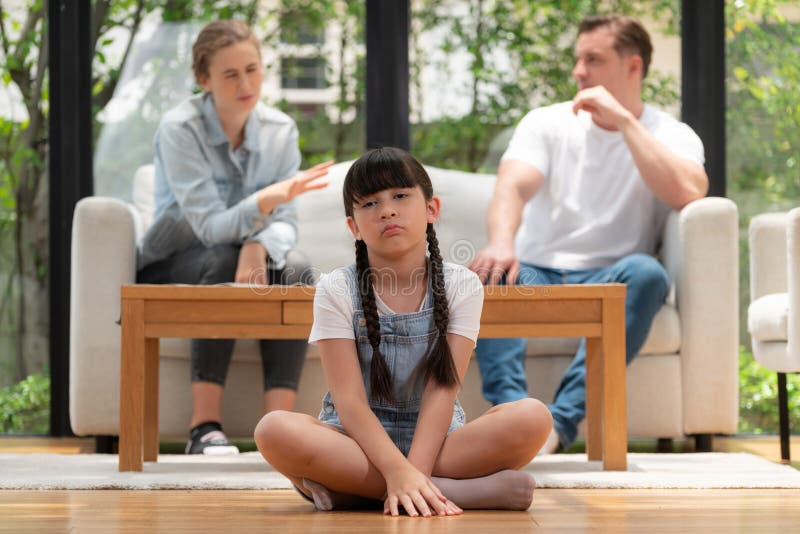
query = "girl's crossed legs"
xmin=254 ymin=397 xmax=552 ymax=513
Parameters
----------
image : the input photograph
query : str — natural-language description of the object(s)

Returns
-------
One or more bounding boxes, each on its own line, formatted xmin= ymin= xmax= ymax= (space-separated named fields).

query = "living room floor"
xmin=2 ymin=435 xmax=799 ymax=532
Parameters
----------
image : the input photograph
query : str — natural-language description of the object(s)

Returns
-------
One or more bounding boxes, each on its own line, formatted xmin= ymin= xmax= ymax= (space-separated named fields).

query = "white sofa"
xmin=70 ymin=162 xmax=740 ymax=447
xmin=748 ymin=208 xmax=800 ymax=461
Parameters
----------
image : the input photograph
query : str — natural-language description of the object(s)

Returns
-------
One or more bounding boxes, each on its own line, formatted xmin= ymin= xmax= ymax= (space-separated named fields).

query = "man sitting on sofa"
xmin=468 ymin=14 xmax=709 ymax=453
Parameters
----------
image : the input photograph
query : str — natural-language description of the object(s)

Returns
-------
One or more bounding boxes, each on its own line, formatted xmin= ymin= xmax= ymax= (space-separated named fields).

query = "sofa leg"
xmin=656 ymin=438 xmax=673 ymax=452
xmin=778 ymin=372 xmax=791 ymax=463
xmin=694 ymin=434 xmax=713 ymax=452
xmin=95 ymin=435 xmax=118 ymax=454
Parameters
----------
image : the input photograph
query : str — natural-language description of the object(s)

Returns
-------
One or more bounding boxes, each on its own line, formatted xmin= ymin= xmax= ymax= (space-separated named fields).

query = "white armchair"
xmin=748 ymin=207 xmax=800 ymax=462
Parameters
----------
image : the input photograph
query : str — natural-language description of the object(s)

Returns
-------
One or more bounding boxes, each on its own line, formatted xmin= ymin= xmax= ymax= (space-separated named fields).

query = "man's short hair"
xmin=579 ymin=14 xmax=653 ymax=78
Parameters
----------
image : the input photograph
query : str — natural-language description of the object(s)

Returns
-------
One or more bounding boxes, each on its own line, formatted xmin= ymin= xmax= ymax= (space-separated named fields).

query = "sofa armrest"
xmin=69 ymin=197 xmax=138 ymax=436
xmin=787 ymin=208 xmax=800 ymax=358
xmin=661 ymin=197 xmax=739 ymax=435
xmin=749 ymin=211 xmax=788 ymax=301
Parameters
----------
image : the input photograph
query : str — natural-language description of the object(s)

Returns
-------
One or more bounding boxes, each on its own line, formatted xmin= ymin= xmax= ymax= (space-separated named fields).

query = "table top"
xmin=122 ymin=283 xmax=626 ymax=301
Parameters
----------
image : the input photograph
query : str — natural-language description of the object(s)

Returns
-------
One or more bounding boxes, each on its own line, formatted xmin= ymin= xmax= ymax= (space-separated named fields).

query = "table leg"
xmin=119 ymin=299 xmax=145 ymax=472
xmin=585 ymin=336 xmax=603 ymax=461
xmin=602 ymin=296 xmax=627 ymax=471
xmin=143 ymin=337 xmax=160 ymax=462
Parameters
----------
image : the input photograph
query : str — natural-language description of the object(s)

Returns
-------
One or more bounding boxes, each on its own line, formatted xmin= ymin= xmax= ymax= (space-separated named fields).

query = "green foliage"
xmin=92 ymin=1 xmax=366 ymax=183
xmin=274 ymin=1 xmax=366 ymax=165
xmin=411 ymin=0 xmax=680 ymax=171
xmin=739 ymin=347 xmax=800 ymax=434
xmin=725 ymin=0 xmax=799 ymax=348
xmin=726 ymin=0 xmax=800 ymax=201
xmin=159 ymin=0 xmax=257 ymax=22
xmin=0 ymin=373 xmax=49 ymax=434
xmin=412 ymin=117 xmax=508 ymax=173
xmin=0 ymin=2 xmax=46 ymax=225
xmin=281 ymin=103 xmax=364 ymax=166
xmin=0 ymin=0 xmax=48 ymax=389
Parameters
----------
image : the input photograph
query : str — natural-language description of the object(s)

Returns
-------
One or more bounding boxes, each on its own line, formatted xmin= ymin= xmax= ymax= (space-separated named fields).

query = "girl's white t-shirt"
xmin=502 ymin=102 xmax=705 ymax=270
xmin=309 ymin=262 xmax=484 ymax=345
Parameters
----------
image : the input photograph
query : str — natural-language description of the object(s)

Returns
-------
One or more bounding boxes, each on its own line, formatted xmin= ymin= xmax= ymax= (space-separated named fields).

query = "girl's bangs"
xmin=344 ymin=149 xmax=417 ymax=207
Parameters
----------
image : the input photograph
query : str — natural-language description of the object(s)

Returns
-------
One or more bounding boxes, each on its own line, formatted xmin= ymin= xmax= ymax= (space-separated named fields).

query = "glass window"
xmin=281 ymin=57 xmax=327 ymax=89
xmin=410 ymin=1 xmax=680 ymax=173
xmin=726 ymin=1 xmax=800 ymax=433
xmin=0 ymin=1 xmax=49 ymax=434
xmin=280 ymin=12 xmax=325 ymax=45
xmin=94 ymin=3 xmax=365 ymax=201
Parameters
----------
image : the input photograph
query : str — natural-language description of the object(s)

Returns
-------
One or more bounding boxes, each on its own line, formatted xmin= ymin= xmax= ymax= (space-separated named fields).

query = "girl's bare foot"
xmin=432 ymin=470 xmax=535 ymax=510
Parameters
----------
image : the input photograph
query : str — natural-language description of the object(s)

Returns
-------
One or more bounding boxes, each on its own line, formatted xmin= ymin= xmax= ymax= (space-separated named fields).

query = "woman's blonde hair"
xmin=192 ymin=20 xmax=261 ymax=83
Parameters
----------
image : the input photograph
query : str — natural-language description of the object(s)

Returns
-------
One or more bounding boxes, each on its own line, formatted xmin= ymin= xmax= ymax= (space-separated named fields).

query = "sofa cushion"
xmin=524 ymin=303 xmax=680 ymax=356
xmin=301 ymin=306 xmax=680 ymax=362
xmin=748 ymin=293 xmax=788 ymax=342
xmin=159 ymin=337 xmax=263 ymax=363
xmin=294 ymin=163 xmax=354 ymax=274
xmin=640 ymin=303 xmax=681 ymax=354
xmin=751 ymin=340 xmax=796 ymax=373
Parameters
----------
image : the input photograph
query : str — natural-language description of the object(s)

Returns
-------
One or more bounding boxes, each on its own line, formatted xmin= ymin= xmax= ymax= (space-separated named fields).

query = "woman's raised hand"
xmin=382 ymin=463 xmax=463 ymax=517
xmin=287 ymin=160 xmax=334 ymax=200
xmin=257 ymin=160 xmax=334 ymax=214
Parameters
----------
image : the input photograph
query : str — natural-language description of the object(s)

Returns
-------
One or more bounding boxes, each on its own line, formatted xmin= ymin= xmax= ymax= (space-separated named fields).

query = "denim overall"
xmin=318 ymin=264 xmax=466 ymax=456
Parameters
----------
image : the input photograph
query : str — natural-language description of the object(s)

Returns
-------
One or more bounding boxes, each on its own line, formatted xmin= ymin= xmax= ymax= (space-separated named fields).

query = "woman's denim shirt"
xmin=138 ymin=93 xmax=301 ymax=270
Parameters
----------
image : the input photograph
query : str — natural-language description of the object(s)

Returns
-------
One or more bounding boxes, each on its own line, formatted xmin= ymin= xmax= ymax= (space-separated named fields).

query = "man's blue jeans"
xmin=475 ymin=253 xmax=669 ymax=447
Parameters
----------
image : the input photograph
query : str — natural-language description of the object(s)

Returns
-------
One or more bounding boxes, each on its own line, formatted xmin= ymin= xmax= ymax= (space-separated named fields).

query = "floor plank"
xmin=1 ymin=489 xmax=799 ymax=532
xmin=714 ymin=435 xmax=800 ymax=467
xmin=0 ymin=437 xmax=94 ymax=454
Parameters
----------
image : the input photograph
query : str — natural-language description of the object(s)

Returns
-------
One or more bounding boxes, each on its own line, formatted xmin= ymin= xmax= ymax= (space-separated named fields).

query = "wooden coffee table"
xmin=119 ymin=283 xmax=626 ymax=472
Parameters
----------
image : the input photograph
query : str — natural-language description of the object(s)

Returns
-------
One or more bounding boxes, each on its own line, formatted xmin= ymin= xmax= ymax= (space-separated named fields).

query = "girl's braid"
xmin=355 ymin=239 xmax=394 ymax=402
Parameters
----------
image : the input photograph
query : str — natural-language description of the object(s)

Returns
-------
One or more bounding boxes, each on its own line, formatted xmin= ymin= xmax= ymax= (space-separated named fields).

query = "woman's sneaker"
xmin=186 ymin=422 xmax=240 ymax=455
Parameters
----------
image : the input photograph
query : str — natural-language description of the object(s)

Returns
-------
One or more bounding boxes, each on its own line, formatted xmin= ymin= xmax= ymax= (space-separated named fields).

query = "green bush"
xmin=739 ymin=346 xmax=800 ymax=434
xmin=0 ymin=373 xmax=50 ymax=434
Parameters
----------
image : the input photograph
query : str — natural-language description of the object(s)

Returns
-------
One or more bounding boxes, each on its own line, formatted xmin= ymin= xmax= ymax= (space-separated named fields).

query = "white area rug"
xmin=1 ymin=452 xmax=798 ymax=490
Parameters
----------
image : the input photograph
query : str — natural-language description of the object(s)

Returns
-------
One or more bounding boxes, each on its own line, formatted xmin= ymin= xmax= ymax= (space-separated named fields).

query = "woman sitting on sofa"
xmin=137 ymin=20 xmax=331 ymax=455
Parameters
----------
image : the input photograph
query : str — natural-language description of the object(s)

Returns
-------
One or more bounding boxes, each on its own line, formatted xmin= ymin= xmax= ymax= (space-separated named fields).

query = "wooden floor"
xmin=2 ymin=488 xmax=799 ymax=532
xmin=2 ymin=436 xmax=800 ymax=532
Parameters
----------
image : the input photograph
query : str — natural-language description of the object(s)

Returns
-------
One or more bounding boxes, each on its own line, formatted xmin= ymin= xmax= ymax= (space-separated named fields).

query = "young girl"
xmin=137 ymin=20 xmax=332 ymax=455
xmin=255 ymin=147 xmax=552 ymax=516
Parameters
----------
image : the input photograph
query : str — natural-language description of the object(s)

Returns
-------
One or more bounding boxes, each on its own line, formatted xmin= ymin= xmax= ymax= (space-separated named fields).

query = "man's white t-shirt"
xmin=502 ymin=102 xmax=705 ymax=270
xmin=309 ymin=262 xmax=484 ymax=345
